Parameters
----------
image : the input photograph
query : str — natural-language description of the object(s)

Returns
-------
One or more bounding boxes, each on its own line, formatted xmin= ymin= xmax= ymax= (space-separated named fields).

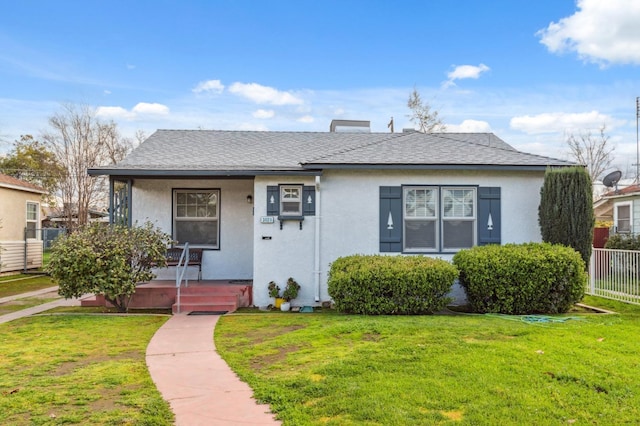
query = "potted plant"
xmin=280 ymin=277 xmax=300 ymax=311
xmin=268 ymin=281 xmax=283 ymax=309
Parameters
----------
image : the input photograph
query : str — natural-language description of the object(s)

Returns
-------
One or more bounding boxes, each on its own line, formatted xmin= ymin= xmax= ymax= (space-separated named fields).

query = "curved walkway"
xmin=146 ymin=313 xmax=281 ymax=426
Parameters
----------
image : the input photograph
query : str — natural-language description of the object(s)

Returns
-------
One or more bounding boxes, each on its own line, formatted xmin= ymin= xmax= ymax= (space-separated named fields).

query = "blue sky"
xmin=1 ymin=0 xmax=640 ymax=178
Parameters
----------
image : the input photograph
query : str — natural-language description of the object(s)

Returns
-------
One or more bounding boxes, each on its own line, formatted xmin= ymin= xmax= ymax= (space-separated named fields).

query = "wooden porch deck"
xmin=81 ymin=279 xmax=253 ymax=313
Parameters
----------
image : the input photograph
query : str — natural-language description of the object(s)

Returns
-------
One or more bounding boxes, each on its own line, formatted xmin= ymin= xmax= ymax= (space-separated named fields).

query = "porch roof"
xmin=88 ymin=129 xmax=575 ymax=177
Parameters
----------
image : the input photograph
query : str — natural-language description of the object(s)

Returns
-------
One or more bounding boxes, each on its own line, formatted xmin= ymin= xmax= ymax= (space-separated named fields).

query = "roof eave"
xmin=300 ymin=163 xmax=571 ymax=171
xmin=87 ymin=168 xmax=323 ymax=178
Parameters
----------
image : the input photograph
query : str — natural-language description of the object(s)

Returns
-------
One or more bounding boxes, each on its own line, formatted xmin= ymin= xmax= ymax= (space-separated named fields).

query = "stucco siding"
xmin=0 ymin=187 xmax=41 ymax=241
xmin=131 ymin=178 xmax=254 ymax=280
xmin=252 ymin=169 xmax=546 ymax=307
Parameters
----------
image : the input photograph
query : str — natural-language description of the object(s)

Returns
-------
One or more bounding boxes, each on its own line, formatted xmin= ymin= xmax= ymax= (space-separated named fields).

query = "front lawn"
xmin=0 ymin=315 xmax=173 ymax=425
xmin=0 ymin=275 xmax=56 ymax=298
xmin=216 ymin=296 xmax=640 ymax=425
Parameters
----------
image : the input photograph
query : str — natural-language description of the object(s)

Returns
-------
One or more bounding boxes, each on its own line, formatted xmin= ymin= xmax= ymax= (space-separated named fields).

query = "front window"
xmin=615 ymin=202 xmax=631 ymax=233
xmin=173 ymin=189 xmax=219 ymax=248
xmin=403 ymin=186 xmax=476 ymax=252
xmin=280 ymin=185 xmax=302 ymax=216
xmin=26 ymin=202 xmax=39 ymax=239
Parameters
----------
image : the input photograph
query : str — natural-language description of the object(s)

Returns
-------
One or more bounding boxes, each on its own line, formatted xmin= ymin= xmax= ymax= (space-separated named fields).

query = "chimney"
xmin=329 ymin=119 xmax=370 ymax=133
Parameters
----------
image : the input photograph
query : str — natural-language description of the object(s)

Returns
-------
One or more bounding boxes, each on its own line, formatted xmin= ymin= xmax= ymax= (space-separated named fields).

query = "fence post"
xmin=589 ymin=248 xmax=595 ymax=295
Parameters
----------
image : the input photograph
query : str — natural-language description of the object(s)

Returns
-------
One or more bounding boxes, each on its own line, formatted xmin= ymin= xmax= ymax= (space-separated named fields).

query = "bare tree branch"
xmin=566 ymin=125 xmax=614 ymax=182
xmin=41 ymin=103 xmax=131 ymax=229
xmin=407 ymin=88 xmax=446 ymax=133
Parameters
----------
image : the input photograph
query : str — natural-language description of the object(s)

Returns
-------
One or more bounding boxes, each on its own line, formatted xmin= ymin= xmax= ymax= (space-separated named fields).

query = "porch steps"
xmin=79 ymin=281 xmax=253 ymax=312
xmin=172 ymin=286 xmax=247 ymax=314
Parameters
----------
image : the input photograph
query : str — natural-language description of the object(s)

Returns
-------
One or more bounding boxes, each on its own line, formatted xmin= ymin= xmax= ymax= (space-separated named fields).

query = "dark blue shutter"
xmin=267 ymin=186 xmax=279 ymax=216
xmin=478 ymin=187 xmax=501 ymax=245
xmin=303 ymin=186 xmax=316 ymax=216
xmin=380 ymin=186 xmax=402 ymax=252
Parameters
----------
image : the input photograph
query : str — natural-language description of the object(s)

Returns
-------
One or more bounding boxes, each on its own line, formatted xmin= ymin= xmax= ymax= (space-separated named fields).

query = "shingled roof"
xmin=89 ymin=130 xmax=574 ymax=177
xmin=0 ymin=173 xmax=47 ymax=194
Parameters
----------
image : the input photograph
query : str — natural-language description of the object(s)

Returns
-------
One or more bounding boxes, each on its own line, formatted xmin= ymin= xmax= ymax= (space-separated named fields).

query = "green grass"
xmin=0 ymin=275 xmax=56 ymax=298
xmin=216 ymin=297 xmax=640 ymax=425
xmin=0 ymin=314 xmax=173 ymax=425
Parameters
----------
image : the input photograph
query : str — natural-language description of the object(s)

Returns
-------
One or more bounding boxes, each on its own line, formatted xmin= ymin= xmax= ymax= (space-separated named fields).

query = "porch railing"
xmin=589 ymin=248 xmax=640 ymax=305
xmin=175 ymin=243 xmax=190 ymax=314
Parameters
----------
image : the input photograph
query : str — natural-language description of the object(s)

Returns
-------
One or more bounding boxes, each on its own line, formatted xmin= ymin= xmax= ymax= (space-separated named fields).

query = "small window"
xmin=404 ymin=187 xmax=438 ymax=251
xmin=442 ymin=188 xmax=476 ymax=249
xmin=173 ymin=189 xmax=219 ymax=248
xmin=615 ymin=202 xmax=632 ymax=233
xmin=26 ymin=202 xmax=39 ymax=239
xmin=280 ymin=185 xmax=302 ymax=216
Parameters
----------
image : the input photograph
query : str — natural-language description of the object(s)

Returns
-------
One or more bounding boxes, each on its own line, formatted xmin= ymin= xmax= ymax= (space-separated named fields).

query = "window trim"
xmin=25 ymin=201 xmax=39 ymax=240
xmin=614 ymin=201 xmax=632 ymax=234
xmin=172 ymin=188 xmax=220 ymax=249
xmin=402 ymin=185 xmax=477 ymax=253
xmin=279 ymin=184 xmax=303 ymax=217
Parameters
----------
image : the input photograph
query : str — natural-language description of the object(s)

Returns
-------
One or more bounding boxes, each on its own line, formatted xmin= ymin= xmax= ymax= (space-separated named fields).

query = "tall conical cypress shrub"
xmin=538 ymin=166 xmax=594 ymax=266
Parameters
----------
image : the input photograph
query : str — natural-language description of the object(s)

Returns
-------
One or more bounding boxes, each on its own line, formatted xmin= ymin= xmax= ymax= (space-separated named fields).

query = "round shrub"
xmin=327 ymin=255 xmax=458 ymax=315
xmin=453 ymin=243 xmax=586 ymax=314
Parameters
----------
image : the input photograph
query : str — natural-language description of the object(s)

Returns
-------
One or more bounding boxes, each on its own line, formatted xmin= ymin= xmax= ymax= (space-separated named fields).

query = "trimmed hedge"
xmin=453 ymin=243 xmax=586 ymax=314
xmin=605 ymin=233 xmax=640 ymax=251
xmin=327 ymin=255 xmax=458 ymax=315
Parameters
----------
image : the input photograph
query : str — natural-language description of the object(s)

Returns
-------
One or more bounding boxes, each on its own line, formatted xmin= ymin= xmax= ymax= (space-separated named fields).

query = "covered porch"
xmin=81 ymin=280 xmax=253 ymax=313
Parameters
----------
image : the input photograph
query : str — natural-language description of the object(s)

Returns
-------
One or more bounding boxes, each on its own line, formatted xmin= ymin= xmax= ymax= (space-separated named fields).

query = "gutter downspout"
xmin=314 ymin=175 xmax=321 ymax=302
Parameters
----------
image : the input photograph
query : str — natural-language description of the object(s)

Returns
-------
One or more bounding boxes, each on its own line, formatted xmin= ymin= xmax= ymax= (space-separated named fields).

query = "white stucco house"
xmin=88 ymin=124 xmax=574 ymax=308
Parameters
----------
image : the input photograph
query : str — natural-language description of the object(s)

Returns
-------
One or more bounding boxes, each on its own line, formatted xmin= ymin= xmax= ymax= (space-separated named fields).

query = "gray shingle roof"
xmin=89 ymin=130 xmax=574 ymax=176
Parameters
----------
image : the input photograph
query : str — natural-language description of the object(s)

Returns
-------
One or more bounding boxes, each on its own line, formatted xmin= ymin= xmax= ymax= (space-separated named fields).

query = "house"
xmin=594 ymin=184 xmax=640 ymax=234
xmin=0 ymin=173 xmax=46 ymax=273
xmin=88 ymin=123 xmax=574 ymax=309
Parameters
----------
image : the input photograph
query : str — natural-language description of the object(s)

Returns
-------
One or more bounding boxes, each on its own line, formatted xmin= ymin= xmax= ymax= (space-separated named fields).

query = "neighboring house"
xmin=0 ymin=173 xmax=46 ymax=273
xmin=594 ymin=184 xmax=640 ymax=234
xmin=88 ymin=124 xmax=574 ymax=307
xmin=41 ymin=206 xmax=109 ymax=228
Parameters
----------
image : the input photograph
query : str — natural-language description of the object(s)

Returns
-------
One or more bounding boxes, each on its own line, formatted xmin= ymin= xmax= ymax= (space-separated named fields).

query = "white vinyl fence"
xmin=589 ymin=248 xmax=640 ymax=304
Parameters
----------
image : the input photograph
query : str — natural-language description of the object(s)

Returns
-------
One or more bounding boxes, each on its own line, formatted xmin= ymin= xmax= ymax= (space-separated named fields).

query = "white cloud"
xmin=297 ymin=115 xmax=314 ymax=123
xmin=446 ymin=119 xmax=492 ymax=133
xmin=192 ymin=79 xmax=225 ymax=94
xmin=132 ymin=102 xmax=170 ymax=115
xmin=103 ymin=90 xmax=111 ymax=95
xmin=537 ymin=0 xmax=640 ymax=65
xmin=228 ymin=82 xmax=304 ymax=105
xmin=443 ymin=64 xmax=490 ymax=88
xmin=126 ymin=64 xmax=136 ymax=70
xmin=96 ymin=103 xmax=170 ymax=121
xmin=510 ymin=111 xmax=613 ymax=134
xmin=253 ymin=109 xmax=275 ymax=119
xmin=96 ymin=106 xmax=133 ymax=120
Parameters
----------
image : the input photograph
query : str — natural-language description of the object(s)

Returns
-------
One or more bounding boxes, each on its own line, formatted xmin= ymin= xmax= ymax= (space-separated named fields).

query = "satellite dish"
xmin=602 ymin=170 xmax=622 ymax=191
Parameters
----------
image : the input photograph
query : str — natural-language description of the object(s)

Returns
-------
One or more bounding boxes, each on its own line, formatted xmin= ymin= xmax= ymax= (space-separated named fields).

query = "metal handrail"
xmin=175 ymin=243 xmax=190 ymax=314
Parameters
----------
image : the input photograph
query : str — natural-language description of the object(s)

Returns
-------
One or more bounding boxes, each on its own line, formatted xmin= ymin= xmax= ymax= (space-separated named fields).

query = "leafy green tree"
xmin=48 ymin=222 xmax=172 ymax=312
xmin=0 ymin=135 xmax=65 ymax=202
xmin=538 ymin=166 xmax=594 ymax=266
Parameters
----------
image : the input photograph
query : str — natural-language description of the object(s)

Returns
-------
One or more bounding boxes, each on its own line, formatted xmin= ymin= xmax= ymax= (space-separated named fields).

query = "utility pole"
xmin=637 ymin=97 xmax=639 ymax=183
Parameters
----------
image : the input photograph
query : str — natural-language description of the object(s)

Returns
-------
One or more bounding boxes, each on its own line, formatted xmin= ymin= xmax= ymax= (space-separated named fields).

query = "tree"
xmin=48 ymin=222 xmax=172 ymax=312
xmin=0 ymin=135 xmax=65 ymax=203
xmin=406 ymin=88 xmax=446 ymax=133
xmin=41 ymin=104 xmax=132 ymax=229
xmin=538 ymin=166 xmax=594 ymax=267
xmin=566 ymin=126 xmax=614 ymax=182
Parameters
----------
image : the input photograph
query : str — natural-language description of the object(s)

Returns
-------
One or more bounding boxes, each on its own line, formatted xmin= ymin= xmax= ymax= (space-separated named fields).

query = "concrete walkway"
xmin=146 ymin=314 xmax=281 ymax=426
xmin=0 ymin=287 xmax=88 ymax=324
